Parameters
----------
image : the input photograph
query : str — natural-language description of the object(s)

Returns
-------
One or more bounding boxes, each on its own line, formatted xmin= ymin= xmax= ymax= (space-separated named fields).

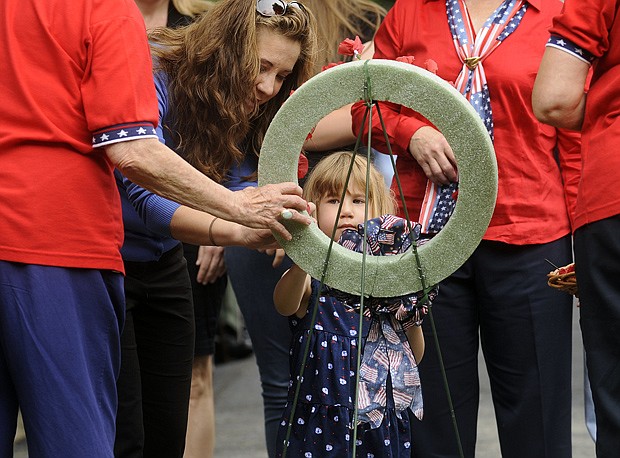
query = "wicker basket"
xmin=547 ymin=262 xmax=578 ymax=297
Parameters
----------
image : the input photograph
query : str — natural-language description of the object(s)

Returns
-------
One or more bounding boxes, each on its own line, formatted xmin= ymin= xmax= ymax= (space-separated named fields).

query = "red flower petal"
xmin=338 ymin=36 xmax=364 ymax=57
xmin=424 ymin=59 xmax=439 ymax=75
xmin=297 ymin=152 xmax=309 ymax=180
xmin=322 ymin=61 xmax=345 ymax=72
xmin=396 ymin=55 xmax=416 ymax=65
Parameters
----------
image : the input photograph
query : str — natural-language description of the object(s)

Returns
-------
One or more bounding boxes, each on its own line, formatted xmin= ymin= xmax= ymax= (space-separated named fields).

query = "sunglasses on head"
xmin=256 ymin=0 xmax=304 ymax=17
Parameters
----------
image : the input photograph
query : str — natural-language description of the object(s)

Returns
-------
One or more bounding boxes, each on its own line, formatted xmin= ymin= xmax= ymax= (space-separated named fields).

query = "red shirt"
xmin=352 ymin=0 xmax=580 ymax=245
xmin=550 ymin=0 xmax=620 ymax=230
xmin=0 ymin=0 xmax=159 ymax=272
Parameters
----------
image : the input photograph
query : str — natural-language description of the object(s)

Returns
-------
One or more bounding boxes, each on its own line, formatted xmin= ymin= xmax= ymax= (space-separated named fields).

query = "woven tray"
xmin=547 ymin=262 xmax=578 ymax=297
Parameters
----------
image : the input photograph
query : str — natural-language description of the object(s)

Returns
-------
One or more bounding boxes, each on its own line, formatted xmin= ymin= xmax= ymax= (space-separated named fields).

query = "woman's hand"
xmin=195 ymin=245 xmax=226 ymax=285
xmin=239 ymin=226 xmax=280 ymax=251
xmin=408 ymin=126 xmax=458 ymax=185
xmin=234 ymin=183 xmax=312 ymax=240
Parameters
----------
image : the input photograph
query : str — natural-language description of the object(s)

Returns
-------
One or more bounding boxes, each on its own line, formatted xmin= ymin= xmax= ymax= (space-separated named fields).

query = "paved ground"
xmin=15 ymin=304 xmax=595 ymax=457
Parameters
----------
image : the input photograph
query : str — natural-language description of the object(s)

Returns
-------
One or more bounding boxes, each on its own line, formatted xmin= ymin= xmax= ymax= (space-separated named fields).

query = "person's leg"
xmin=575 ymin=216 xmax=620 ymax=458
xmin=183 ymin=243 xmax=226 ymax=458
xmin=0 ymin=321 xmax=18 ymax=457
xmin=476 ymin=238 xmax=573 ymax=458
xmin=114 ymin=310 xmax=144 ymax=458
xmin=225 ymin=247 xmax=293 ymax=458
xmin=185 ymin=355 xmax=215 ymax=458
xmin=0 ymin=262 xmax=124 ymax=457
xmin=411 ymin=257 xmax=480 ymax=458
xmin=138 ymin=246 xmax=195 ymax=458
xmin=584 ymin=356 xmax=597 ymax=441
xmin=117 ymin=245 xmax=195 ymax=458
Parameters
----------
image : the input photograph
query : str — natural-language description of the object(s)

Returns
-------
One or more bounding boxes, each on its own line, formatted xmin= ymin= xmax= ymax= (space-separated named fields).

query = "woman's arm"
xmin=303 ymin=104 xmax=357 ymax=152
xmin=273 ymin=264 xmax=312 ymax=317
xmin=105 ymin=138 xmax=311 ymax=240
xmin=169 ymin=205 xmax=277 ymax=250
xmin=532 ymin=47 xmax=590 ymax=130
xmin=302 ymin=40 xmax=376 ymax=153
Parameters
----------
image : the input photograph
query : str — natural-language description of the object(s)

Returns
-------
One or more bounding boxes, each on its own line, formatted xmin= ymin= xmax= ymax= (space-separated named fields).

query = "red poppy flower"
xmin=338 ymin=36 xmax=364 ymax=57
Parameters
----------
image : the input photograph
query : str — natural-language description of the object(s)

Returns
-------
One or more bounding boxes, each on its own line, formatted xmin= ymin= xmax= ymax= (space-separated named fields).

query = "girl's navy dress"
xmin=275 ymin=280 xmax=415 ymax=458
xmin=275 ymin=215 xmax=435 ymax=457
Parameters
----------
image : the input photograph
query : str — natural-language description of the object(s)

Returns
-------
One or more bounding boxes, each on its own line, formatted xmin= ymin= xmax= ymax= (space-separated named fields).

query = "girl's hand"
xmin=196 ymin=245 xmax=226 ymax=284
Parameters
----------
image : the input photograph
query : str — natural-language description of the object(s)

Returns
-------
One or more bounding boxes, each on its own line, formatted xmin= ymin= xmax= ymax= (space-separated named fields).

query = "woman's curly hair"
xmin=150 ymin=0 xmax=317 ymax=182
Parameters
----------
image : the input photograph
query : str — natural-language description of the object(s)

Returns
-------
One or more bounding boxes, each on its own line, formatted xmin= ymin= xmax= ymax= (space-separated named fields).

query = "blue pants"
xmin=575 ymin=215 xmax=620 ymax=458
xmin=411 ymin=237 xmax=573 ymax=458
xmin=0 ymin=261 xmax=124 ymax=458
xmin=225 ymin=247 xmax=293 ymax=458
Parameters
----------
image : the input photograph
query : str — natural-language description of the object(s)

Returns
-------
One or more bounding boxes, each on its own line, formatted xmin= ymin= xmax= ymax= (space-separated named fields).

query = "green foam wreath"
xmin=258 ymin=59 xmax=497 ymax=297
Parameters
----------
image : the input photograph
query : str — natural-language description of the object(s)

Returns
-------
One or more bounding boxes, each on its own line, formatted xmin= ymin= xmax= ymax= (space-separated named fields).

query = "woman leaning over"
xmin=114 ymin=1 xmax=317 ymax=456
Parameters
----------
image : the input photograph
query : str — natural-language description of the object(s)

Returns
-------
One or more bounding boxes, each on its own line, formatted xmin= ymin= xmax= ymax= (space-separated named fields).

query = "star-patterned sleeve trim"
xmin=546 ymin=35 xmax=595 ymax=65
xmin=92 ymin=122 xmax=158 ymax=148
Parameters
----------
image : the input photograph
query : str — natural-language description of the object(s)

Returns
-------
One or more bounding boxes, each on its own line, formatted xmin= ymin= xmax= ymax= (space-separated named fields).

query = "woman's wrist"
xmin=208 ymin=217 xmax=219 ymax=246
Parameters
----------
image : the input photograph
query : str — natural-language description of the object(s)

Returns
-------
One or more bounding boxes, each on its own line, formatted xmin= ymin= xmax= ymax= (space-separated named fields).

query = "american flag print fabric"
xmin=420 ymin=0 xmax=528 ymax=235
xmin=546 ymin=35 xmax=596 ymax=65
xmin=326 ymin=215 xmax=439 ymax=428
xmin=447 ymin=0 xmax=527 ymax=140
xmin=419 ymin=180 xmax=458 ymax=234
xmin=326 ymin=215 xmax=436 ymax=330
xmin=357 ymin=314 xmax=423 ymax=428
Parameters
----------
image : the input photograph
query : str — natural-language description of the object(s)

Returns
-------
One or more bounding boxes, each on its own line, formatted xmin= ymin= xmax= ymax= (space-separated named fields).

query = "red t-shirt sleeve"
xmin=550 ymin=0 xmax=614 ymax=58
xmin=82 ymin=14 xmax=159 ymax=136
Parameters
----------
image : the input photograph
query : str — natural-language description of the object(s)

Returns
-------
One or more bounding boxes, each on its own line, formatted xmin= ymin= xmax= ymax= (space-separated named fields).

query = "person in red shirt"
xmin=0 ymin=0 xmax=311 ymax=455
xmin=351 ymin=0 xmax=580 ymax=457
xmin=532 ymin=1 xmax=620 ymax=456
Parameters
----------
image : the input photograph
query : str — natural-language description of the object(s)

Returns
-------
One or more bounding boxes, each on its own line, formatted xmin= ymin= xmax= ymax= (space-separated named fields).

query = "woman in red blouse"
xmin=352 ymin=0 xmax=580 ymax=457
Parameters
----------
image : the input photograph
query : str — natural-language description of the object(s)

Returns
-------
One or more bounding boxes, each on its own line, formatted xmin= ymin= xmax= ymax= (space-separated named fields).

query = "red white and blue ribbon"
xmin=420 ymin=0 xmax=527 ymax=234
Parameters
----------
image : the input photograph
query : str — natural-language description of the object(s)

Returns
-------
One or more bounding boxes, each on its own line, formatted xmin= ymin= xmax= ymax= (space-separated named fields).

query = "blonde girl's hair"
xmin=302 ymin=0 xmax=386 ymax=72
xmin=150 ymin=0 xmax=317 ymax=182
xmin=303 ymin=151 xmax=396 ymax=220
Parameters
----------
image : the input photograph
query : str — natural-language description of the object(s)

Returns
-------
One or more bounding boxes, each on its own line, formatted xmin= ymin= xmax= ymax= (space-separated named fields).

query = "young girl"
xmin=274 ymin=151 xmax=434 ymax=457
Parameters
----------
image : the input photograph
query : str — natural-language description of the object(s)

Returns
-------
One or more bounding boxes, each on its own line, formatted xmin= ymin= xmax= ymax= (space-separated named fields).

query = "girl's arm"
xmin=273 ymin=264 xmax=312 ymax=317
xmin=405 ymin=326 xmax=425 ymax=364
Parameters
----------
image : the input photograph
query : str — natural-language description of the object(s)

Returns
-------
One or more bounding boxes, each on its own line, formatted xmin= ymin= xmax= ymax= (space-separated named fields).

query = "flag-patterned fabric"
xmin=419 ymin=0 xmax=528 ymax=234
xmin=325 ymin=215 xmax=438 ymax=428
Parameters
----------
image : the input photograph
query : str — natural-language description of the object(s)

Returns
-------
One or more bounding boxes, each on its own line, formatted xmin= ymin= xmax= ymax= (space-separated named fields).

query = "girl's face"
xmin=249 ymin=28 xmax=301 ymax=111
xmin=316 ymin=184 xmax=369 ymax=241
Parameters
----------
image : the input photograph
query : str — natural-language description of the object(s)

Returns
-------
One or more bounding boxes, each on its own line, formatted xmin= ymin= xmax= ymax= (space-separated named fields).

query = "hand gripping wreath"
xmin=258 ymin=59 xmax=497 ymax=297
